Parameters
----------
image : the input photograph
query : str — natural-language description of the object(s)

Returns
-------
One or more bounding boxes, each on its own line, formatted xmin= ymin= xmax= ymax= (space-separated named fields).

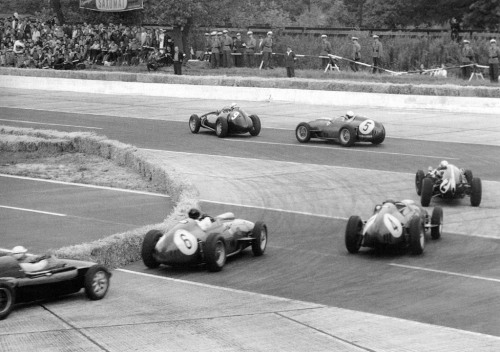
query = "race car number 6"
xmin=173 ymin=229 xmax=198 ymax=255
xmin=359 ymin=120 xmax=375 ymax=135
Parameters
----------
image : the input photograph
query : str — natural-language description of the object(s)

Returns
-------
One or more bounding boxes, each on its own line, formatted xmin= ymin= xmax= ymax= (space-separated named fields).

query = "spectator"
xmin=450 ymin=17 xmax=460 ymax=43
xmin=221 ymin=29 xmax=233 ymax=68
xmin=319 ymin=34 xmax=332 ymax=69
xmin=245 ymin=31 xmax=256 ymax=67
xmin=488 ymin=39 xmax=500 ymax=83
xmin=260 ymin=31 xmax=273 ymax=69
xmin=284 ymin=45 xmax=296 ymax=78
xmin=371 ymin=34 xmax=383 ymax=74
xmin=203 ymin=32 xmax=211 ymax=61
xmin=350 ymin=36 xmax=361 ymax=72
xmin=233 ymin=32 xmax=245 ymax=67
xmin=461 ymin=40 xmax=474 ymax=80
xmin=172 ymin=45 xmax=184 ymax=75
xmin=210 ymin=31 xmax=220 ymax=68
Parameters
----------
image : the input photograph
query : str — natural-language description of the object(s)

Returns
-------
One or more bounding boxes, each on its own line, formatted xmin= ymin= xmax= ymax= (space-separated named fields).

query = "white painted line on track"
xmin=0 ymin=118 xmax=102 ymax=129
xmin=0 ymin=205 xmax=66 ymax=217
xmin=390 ymin=263 xmax=500 ymax=283
xmin=223 ymin=139 xmax=459 ymax=160
xmin=0 ymin=174 xmax=170 ymax=197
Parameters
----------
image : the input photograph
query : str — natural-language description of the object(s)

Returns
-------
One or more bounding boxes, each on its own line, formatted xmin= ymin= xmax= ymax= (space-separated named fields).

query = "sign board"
xmin=79 ymin=0 xmax=144 ymax=12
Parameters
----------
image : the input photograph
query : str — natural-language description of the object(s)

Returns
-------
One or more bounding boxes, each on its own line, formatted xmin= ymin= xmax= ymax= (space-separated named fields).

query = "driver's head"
xmin=345 ymin=110 xmax=354 ymax=119
xmin=230 ymin=102 xmax=238 ymax=110
xmin=188 ymin=208 xmax=201 ymax=219
xmin=11 ymin=245 xmax=27 ymax=260
xmin=439 ymin=160 xmax=448 ymax=168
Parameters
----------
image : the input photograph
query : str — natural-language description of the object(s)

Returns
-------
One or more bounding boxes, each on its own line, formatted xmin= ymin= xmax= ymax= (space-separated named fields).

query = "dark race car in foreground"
xmin=415 ymin=162 xmax=482 ymax=207
xmin=345 ymin=200 xmax=443 ymax=255
xmin=295 ymin=111 xmax=385 ymax=147
xmin=0 ymin=255 xmax=111 ymax=320
xmin=189 ymin=104 xmax=261 ymax=138
xmin=141 ymin=211 xmax=268 ymax=272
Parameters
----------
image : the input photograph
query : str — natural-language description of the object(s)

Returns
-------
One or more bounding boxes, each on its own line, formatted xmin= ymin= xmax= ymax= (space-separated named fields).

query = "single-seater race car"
xmin=295 ymin=110 xmax=385 ymax=147
xmin=0 ymin=251 xmax=111 ymax=320
xmin=415 ymin=160 xmax=482 ymax=207
xmin=189 ymin=103 xmax=261 ymax=138
xmin=345 ymin=200 xmax=443 ymax=255
xmin=141 ymin=209 xmax=268 ymax=272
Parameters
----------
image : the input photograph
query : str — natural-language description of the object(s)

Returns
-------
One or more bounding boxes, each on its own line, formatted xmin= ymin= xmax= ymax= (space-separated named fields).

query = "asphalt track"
xmin=1 ymin=89 xmax=499 ymax=349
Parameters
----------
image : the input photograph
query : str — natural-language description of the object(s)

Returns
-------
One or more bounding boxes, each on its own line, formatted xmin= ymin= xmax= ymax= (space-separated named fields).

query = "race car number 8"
xmin=173 ymin=229 xmax=198 ymax=255
xmin=359 ymin=120 xmax=375 ymax=135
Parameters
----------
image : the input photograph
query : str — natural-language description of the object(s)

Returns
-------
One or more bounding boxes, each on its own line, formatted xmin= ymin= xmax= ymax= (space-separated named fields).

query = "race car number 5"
xmin=173 ymin=229 xmax=198 ymax=255
xmin=359 ymin=120 xmax=375 ymax=135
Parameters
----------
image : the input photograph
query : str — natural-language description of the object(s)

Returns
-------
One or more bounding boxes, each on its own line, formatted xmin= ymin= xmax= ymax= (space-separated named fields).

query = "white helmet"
xmin=11 ymin=245 xmax=27 ymax=260
xmin=439 ymin=160 xmax=449 ymax=168
xmin=230 ymin=102 xmax=238 ymax=109
xmin=346 ymin=110 xmax=354 ymax=118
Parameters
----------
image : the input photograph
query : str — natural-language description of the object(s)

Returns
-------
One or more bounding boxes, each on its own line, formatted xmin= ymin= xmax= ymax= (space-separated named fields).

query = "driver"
xmin=188 ymin=208 xmax=215 ymax=231
xmin=207 ymin=103 xmax=239 ymax=124
xmin=10 ymin=246 xmax=53 ymax=273
xmin=342 ymin=110 xmax=355 ymax=121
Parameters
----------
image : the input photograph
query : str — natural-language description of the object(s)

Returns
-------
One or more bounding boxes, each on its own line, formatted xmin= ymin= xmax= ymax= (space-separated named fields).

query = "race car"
xmin=415 ymin=161 xmax=482 ymax=207
xmin=141 ymin=209 xmax=268 ymax=272
xmin=189 ymin=103 xmax=261 ymax=138
xmin=345 ymin=200 xmax=443 ymax=255
xmin=295 ymin=111 xmax=385 ymax=147
xmin=0 ymin=254 xmax=111 ymax=320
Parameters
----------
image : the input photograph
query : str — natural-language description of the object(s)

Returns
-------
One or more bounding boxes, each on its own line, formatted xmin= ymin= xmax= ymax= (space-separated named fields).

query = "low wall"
xmin=0 ymin=126 xmax=200 ymax=268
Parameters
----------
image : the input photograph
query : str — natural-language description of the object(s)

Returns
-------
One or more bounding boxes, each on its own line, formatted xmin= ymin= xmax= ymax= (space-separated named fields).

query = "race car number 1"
xmin=174 ymin=229 xmax=198 ymax=255
xmin=359 ymin=120 xmax=375 ymax=135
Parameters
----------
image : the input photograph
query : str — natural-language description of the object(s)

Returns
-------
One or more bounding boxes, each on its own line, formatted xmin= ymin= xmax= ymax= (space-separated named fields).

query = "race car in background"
xmin=345 ymin=200 xmax=443 ymax=255
xmin=141 ymin=209 xmax=268 ymax=272
xmin=415 ymin=161 xmax=482 ymax=207
xmin=189 ymin=103 xmax=261 ymax=138
xmin=295 ymin=111 xmax=385 ymax=147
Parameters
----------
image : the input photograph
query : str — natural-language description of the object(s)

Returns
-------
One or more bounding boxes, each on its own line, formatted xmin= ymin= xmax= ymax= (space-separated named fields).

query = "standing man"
xmin=461 ymin=40 xmax=474 ymax=80
xmin=203 ymin=32 xmax=211 ymax=61
xmin=210 ymin=31 xmax=220 ymax=68
xmin=172 ymin=45 xmax=184 ymax=75
xmin=488 ymin=39 xmax=500 ymax=83
xmin=221 ymin=29 xmax=233 ymax=68
xmin=350 ymin=36 xmax=361 ymax=72
xmin=261 ymin=31 xmax=273 ymax=69
xmin=245 ymin=31 xmax=256 ymax=67
xmin=319 ymin=34 xmax=332 ymax=69
xmin=233 ymin=33 xmax=245 ymax=67
xmin=284 ymin=45 xmax=296 ymax=78
xmin=371 ymin=35 xmax=383 ymax=74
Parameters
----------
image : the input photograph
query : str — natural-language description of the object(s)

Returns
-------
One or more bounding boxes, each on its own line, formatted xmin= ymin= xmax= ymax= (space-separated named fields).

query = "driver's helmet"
xmin=345 ymin=110 xmax=354 ymax=119
xmin=439 ymin=160 xmax=449 ymax=168
xmin=230 ymin=102 xmax=239 ymax=110
xmin=188 ymin=208 xmax=201 ymax=219
xmin=11 ymin=245 xmax=27 ymax=260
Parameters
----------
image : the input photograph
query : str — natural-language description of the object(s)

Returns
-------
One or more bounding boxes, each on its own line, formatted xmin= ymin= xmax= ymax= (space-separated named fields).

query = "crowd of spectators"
xmin=0 ymin=12 xmax=178 ymax=70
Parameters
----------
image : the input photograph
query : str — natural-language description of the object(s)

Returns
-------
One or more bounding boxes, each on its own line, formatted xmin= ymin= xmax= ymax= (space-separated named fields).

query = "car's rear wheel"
xmin=0 ymin=283 xmax=15 ymax=320
xmin=345 ymin=215 xmax=363 ymax=254
xmin=141 ymin=230 xmax=162 ymax=268
xmin=420 ymin=177 xmax=434 ymax=207
xmin=189 ymin=114 xmax=201 ymax=133
xmin=371 ymin=125 xmax=385 ymax=145
xmin=464 ymin=169 xmax=473 ymax=184
xmin=430 ymin=206 xmax=443 ymax=240
xmin=215 ymin=117 xmax=229 ymax=138
xmin=251 ymin=222 xmax=268 ymax=256
xmin=295 ymin=123 xmax=311 ymax=143
xmin=339 ymin=125 xmax=356 ymax=147
xmin=408 ymin=216 xmax=425 ymax=255
xmin=470 ymin=177 xmax=482 ymax=207
xmin=415 ymin=170 xmax=425 ymax=195
xmin=84 ymin=265 xmax=110 ymax=300
xmin=205 ymin=234 xmax=226 ymax=272
xmin=249 ymin=115 xmax=261 ymax=136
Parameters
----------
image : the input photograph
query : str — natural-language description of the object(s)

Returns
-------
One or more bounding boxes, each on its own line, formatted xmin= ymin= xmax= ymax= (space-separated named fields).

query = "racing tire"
xmin=189 ymin=114 xmax=201 ymax=133
xmin=215 ymin=117 xmax=229 ymax=138
xmin=420 ymin=177 xmax=434 ymax=207
xmin=249 ymin=115 xmax=261 ymax=136
xmin=408 ymin=216 xmax=425 ymax=255
xmin=84 ymin=265 xmax=110 ymax=300
xmin=430 ymin=206 xmax=443 ymax=240
xmin=205 ymin=234 xmax=227 ymax=272
xmin=295 ymin=123 xmax=312 ymax=143
xmin=141 ymin=230 xmax=162 ymax=269
xmin=470 ymin=177 xmax=482 ymax=207
xmin=0 ymin=282 xmax=15 ymax=320
xmin=251 ymin=221 xmax=268 ymax=256
xmin=464 ymin=169 xmax=473 ymax=184
xmin=339 ymin=125 xmax=356 ymax=147
xmin=415 ymin=170 xmax=425 ymax=196
xmin=371 ymin=125 xmax=386 ymax=145
xmin=345 ymin=215 xmax=363 ymax=254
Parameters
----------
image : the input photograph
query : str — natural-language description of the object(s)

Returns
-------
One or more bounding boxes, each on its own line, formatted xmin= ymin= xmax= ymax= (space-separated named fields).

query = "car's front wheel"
xmin=189 ymin=114 xmax=201 ymax=133
xmin=420 ymin=177 xmax=434 ymax=207
xmin=371 ymin=125 xmax=385 ymax=145
xmin=470 ymin=178 xmax=482 ymax=207
xmin=205 ymin=234 xmax=226 ymax=272
xmin=249 ymin=115 xmax=261 ymax=136
xmin=345 ymin=215 xmax=363 ymax=254
xmin=251 ymin=222 xmax=268 ymax=256
xmin=84 ymin=265 xmax=110 ymax=300
xmin=216 ymin=117 xmax=229 ymax=138
xmin=430 ymin=206 xmax=443 ymax=240
xmin=141 ymin=230 xmax=162 ymax=268
xmin=0 ymin=283 xmax=15 ymax=320
xmin=295 ymin=123 xmax=312 ymax=143
xmin=415 ymin=170 xmax=425 ymax=195
xmin=408 ymin=216 xmax=425 ymax=255
xmin=339 ymin=125 xmax=356 ymax=147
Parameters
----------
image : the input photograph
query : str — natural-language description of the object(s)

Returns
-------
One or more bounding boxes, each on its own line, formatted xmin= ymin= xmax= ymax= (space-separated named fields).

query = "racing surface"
xmin=1 ymin=88 xmax=500 ymax=348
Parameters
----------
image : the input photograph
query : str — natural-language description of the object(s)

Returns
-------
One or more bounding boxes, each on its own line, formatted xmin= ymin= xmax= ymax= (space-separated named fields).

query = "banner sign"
xmin=79 ymin=0 xmax=144 ymax=12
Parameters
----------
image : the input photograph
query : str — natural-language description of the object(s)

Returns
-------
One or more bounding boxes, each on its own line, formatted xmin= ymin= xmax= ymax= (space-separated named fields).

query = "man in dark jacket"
xmin=173 ymin=46 xmax=184 ymax=75
xmin=284 ymin=45 xmax=296 ymax=78
xmin=461 ymin=40 xmax=474 ymax=79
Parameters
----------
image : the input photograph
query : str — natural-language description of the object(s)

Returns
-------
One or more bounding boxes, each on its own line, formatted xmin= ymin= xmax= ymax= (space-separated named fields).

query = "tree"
xmin=343 ymin=0 xmax=368 ymax=27
xmin=463 ymin=0 xmax=500 ymax=30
